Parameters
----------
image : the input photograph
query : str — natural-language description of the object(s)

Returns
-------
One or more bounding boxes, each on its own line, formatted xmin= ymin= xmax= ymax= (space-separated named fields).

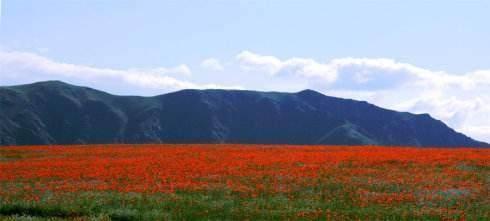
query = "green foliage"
xmin=0 ymin=186 xmax=488 ymax=221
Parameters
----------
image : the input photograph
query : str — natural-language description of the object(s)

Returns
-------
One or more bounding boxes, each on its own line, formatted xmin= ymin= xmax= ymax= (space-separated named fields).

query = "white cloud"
xmin=236 ymin=51 xmax=490 ymax=142
xmin=236 ymin=51 xmax=282 ymax=75
xmin=200 ymin=58 xmax=224 ymax=72
xmin=236 ymin=51 xmax=337 ymax=83
xmin=0 ymin=51 xmax=241 ymax=92
xmin=236 ymin=51 xmax=451 ymax=89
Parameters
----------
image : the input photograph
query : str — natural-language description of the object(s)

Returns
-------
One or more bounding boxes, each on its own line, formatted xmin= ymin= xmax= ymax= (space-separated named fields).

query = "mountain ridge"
xmin=0 ymin=80 xmax=487 ymax=147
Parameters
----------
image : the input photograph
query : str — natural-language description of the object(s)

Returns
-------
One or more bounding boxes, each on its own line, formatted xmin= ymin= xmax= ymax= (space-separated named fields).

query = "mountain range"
xmin=0 ymin=81 xmax=487 ymax=147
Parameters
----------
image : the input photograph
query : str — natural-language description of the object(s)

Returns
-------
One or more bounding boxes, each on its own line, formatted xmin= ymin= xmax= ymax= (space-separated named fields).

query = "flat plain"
xmin=0 ymin=145 xmax=488 ymax=220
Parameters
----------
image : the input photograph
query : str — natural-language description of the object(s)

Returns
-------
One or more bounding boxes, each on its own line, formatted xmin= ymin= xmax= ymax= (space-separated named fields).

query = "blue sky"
xmin=1 ymin=1 xmax=490 ymax=71
xmin=1 ymin=0 xmax=490 ymax=142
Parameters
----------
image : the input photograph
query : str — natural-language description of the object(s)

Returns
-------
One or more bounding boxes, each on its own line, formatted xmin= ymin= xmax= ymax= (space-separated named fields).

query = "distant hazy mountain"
xmin=0 ymin=81 xmax=487 ymax=147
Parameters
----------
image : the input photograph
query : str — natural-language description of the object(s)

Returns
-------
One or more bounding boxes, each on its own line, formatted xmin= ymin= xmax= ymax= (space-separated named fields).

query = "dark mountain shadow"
xmin=0 ymin=81 xmax=487 ymax=147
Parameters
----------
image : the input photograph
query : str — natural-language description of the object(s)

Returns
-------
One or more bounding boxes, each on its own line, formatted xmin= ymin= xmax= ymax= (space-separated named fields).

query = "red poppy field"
xmin=0 ymin=145 xmax=489 ymax=220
